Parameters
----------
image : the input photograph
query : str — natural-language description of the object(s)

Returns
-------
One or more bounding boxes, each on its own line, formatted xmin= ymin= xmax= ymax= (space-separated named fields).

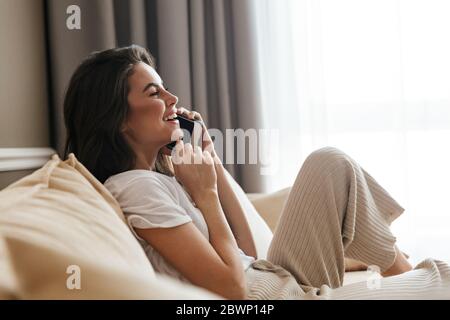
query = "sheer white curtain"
xmin=254 ymin=0 xmax=450 ymax=264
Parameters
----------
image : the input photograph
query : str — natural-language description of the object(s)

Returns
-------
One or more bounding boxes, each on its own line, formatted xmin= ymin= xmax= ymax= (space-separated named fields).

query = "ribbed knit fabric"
xmin=244 ymin=147 xmax=450 ymax=300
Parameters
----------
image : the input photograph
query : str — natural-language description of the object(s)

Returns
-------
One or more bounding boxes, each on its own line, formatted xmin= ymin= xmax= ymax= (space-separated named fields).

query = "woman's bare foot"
xmin=381 ymin=245 xmax=413 ymax=277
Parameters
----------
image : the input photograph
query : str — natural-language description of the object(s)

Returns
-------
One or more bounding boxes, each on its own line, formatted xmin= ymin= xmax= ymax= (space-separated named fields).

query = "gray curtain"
xmin=46 ymin=0 xmax=266 ymax=192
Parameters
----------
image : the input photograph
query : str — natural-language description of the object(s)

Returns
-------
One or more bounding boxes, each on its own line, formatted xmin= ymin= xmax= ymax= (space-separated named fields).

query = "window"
xmin=254 ymin=0 xmax=450 ymax=263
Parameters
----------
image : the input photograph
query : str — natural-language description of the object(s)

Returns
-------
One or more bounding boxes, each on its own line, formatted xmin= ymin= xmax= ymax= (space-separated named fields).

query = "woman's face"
xmin=124 ymin=62 xmax=180 ymax=149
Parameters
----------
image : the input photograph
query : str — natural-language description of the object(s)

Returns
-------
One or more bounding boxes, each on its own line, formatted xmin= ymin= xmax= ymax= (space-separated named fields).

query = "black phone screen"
xmin=165 ymin=115 xmax=201 ymax=150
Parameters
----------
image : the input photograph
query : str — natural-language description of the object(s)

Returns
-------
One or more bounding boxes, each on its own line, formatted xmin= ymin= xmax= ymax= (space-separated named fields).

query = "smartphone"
xmin=166 ymin=115 xmax=202 ymax=150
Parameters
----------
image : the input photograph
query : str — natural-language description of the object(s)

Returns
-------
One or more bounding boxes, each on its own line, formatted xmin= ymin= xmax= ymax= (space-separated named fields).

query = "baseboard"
xmin=0 ymin=148 xmax=56 ymax=172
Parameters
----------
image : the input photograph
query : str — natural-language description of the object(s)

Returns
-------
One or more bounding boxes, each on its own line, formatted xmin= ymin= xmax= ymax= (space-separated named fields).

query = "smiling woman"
xmin=63 ymin=45 xmax=450 ymax=300
xmin=63 ymin=45 xmax=176 ymax=183
xmin=63 ymin=45 xmax=257 ymax=299
xmin=121 ymin=61 xmax=182 ymax=170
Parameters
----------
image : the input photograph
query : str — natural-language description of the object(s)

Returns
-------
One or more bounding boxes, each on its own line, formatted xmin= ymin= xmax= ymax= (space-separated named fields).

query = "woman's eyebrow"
xmin=142 ymin=81 xmax=163 ymax=93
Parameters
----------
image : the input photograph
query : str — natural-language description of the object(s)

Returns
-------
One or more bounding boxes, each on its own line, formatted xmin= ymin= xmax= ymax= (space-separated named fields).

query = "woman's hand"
xmin=176 ymin=107 xmax=219 ymax=161
xmin=171 ymin=139 xmax=218 ymax=205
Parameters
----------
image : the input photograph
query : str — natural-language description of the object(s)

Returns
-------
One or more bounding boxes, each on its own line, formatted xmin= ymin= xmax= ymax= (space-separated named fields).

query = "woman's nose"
xmin=166 ymin=91 xmax=179 ymax=106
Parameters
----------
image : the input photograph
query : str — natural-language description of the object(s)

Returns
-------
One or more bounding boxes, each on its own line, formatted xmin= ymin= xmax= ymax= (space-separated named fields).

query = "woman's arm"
xmin=135 ymin=191 xmax=247 ymax=300
xmin=137 ymin=141 xmax=246 ymax=299
xmin=175 ymin=107 xmax=258 ymax=259
xmin=214 ymin=160 xmax=258 ymax=259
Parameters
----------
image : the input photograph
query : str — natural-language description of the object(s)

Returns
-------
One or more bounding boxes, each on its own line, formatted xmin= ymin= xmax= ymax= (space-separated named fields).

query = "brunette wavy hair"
xmin=63 ymin=45 xmax=173 ymax=183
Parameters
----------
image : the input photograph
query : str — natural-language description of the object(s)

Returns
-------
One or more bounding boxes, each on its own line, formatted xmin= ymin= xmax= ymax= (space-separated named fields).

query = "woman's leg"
xmin=267 ymin=147 xmax=407 ymax=289
xmin=326 ymin=258 xmax=450 ymax=299
xmin=345 ymin=246 xmax=412 ymax=274
xmin=382 ymin=245 xmax=412 ymax=277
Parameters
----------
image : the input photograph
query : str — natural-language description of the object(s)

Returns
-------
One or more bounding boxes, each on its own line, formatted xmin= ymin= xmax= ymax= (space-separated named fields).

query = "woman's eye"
xmin=149 ymin=87 xmax=169 ymax=97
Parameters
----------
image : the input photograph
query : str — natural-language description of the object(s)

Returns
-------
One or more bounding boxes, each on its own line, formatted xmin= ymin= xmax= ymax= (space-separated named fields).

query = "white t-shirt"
xmin=104 ymin=169 xmax=255 ymax=283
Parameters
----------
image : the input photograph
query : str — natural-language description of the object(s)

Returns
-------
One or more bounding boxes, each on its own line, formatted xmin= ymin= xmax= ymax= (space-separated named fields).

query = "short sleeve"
xmin=110 ymin=176 xmax=192 ymax=234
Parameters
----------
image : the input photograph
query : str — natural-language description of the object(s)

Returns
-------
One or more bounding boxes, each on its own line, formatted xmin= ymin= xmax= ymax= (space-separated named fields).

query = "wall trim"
xmin=0 ymin=148 xmax=56 ymax=172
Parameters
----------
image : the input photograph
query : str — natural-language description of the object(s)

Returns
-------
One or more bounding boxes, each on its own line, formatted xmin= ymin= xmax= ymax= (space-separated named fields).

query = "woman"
xmin=64 ymin=45 xmax=450 ymax=299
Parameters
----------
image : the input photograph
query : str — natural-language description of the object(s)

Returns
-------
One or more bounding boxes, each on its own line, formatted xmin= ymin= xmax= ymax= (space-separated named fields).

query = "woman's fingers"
xmin=183 ymin=143 xmax=194 ymax=164
xmin=176 ymin=107 xmax=187 ymax=114
xmin=193 ymin=145 xmax=203 ymax=164
xmin=203 ymin=150 xmax=214 ymax=165
xmin=194 ymin=145 xmax=202 ymax=156
xmin=172 ymin=139 xmax=184 ymax=165
xmin=176 ymin=107 xmax=203 ymax=122
xmin=172 ymin=136 xmax=213 ymax=167
xmin=191 ymin=111 xmax=202 ymax=121
xmin=173 ymin=141 xmax=195 ymax=165
xmin=175 ymin=138 xmax=184 ymax=153
xmin=176 ymin=107 xmax=192 ymax=118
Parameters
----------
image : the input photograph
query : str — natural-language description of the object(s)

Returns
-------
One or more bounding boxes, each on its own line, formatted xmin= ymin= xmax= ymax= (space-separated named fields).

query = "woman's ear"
xmin=121 ymin=123 xmax=137 ymax=145
xmin=121 ymin=122 xmax=129 ymax=134
xmin=121 ymin=123 xmax=133 ymax=144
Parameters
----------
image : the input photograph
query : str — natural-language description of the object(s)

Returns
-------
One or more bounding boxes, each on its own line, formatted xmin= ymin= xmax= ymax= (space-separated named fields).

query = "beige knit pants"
xmin=245 ymin=147 xmax=450 ymax=299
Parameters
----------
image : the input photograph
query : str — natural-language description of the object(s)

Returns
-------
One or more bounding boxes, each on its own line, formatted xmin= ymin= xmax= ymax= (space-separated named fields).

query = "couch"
xmin=0 ymin=153 xmax=369 ymax=299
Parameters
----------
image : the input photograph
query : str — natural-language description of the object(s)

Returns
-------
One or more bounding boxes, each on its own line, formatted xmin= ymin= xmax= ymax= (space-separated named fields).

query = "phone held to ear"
xmin=166 ymin=114 xmax=202 ymax=150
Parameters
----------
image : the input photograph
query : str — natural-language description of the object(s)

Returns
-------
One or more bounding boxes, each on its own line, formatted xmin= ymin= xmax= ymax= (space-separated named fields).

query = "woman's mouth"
xmin=163 ymin=113 xmax=179 ymax=125
xmin=165 ymin=119 xmax=179 ymax=126
xmin=163 ymin=114 xmax=178 ymax=121
xmin=163 ymin=114 xmax=180 ymax=126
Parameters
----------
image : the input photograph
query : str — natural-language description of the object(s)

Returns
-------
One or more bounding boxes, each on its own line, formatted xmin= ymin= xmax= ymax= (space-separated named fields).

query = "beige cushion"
xmin=1 ymin=234 xmax=219 ymax=299
xmin=0 ymin=153 xmax=219 ymax=299
xmin=0 ymin=234 xmax=17 ymax=299
xmin=223 ymin=170 xmax=274 ymax=259
xmin=247 ymin=187 xmax=291 ymax=232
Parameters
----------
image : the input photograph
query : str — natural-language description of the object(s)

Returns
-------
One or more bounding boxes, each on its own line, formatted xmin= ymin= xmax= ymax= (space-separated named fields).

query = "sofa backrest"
xmin=0 ymin=153 xmax=219 ymax=299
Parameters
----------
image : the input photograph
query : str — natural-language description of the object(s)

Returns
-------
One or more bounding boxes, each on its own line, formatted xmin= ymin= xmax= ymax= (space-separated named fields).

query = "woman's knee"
xmin=294 ymin=146 xmax=357 ymax=189
xmin=304 ymin=146 xmax=353 ymax=170
xmin=296 ymin=147 xmax=359 ymax=186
